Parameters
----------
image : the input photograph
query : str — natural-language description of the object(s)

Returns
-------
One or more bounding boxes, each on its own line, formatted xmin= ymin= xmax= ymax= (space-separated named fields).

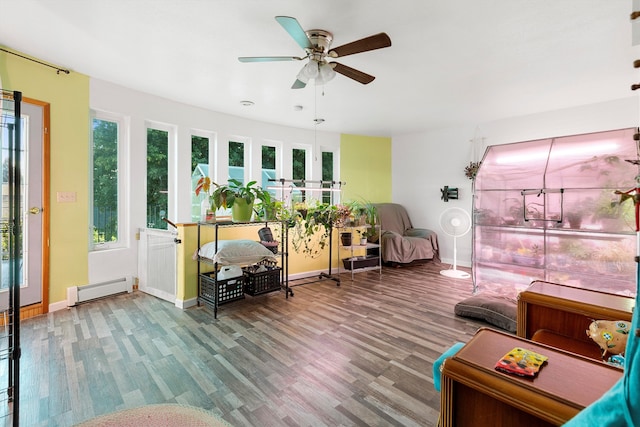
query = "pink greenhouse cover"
xmin=473 ymin=128 xmax=638 ymax=298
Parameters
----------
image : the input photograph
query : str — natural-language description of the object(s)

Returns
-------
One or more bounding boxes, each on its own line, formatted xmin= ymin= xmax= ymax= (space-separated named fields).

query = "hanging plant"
xmin=465 ymin=161 xmax=481 ymax=180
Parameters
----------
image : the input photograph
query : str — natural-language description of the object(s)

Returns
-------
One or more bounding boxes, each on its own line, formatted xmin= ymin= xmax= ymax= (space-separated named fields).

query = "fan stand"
xmin=440 ymin=235 xmax=470 ymax=279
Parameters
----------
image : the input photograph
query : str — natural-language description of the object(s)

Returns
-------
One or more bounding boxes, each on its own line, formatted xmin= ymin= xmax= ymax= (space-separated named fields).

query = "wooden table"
xmin=517 ymin=280 xmax=634 ymax=359
xmin=440 ymin=328 xmax=622 ymax=426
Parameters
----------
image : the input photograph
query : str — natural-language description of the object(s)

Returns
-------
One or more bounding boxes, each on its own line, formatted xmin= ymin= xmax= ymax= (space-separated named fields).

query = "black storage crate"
xmin=342 ymin=255 xmax=380 ymax=270
xmin=243 ymin=267 xmax=282 ymax=296
xmin=199 ymin=271 xmax=245 ymax=305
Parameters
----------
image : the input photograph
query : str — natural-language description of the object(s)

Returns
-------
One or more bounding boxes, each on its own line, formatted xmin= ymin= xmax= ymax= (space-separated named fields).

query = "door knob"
xmin=29 ymin=207 xmax=41 ymax=215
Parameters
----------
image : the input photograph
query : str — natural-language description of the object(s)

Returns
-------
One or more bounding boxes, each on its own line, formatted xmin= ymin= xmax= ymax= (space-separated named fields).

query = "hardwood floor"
xmin=16 ymin=262 xmax=489 ymax=426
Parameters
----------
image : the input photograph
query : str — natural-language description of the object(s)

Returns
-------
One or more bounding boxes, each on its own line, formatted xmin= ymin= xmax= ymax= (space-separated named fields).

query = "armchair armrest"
xmin=404 ymin=228 xmax=435 ymax=239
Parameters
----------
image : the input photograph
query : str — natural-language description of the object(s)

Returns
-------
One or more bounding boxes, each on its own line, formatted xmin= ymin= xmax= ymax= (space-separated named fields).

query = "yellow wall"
xmin=0 ymin=48 xmax=90 ymax=305
xmin=340 ymin=134 xmax=392 ymax=203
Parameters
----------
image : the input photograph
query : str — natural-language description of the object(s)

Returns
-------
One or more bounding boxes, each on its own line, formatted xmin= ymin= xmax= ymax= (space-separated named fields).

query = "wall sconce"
xmin=441 ymin=186 xmax=458 ymax=202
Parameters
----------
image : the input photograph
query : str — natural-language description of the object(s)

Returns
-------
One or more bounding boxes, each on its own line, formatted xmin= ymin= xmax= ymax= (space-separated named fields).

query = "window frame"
xmin=89 ymin=109 xmax=129 ymax=251
xmin=260 ymin=139 xmax=282 ymax=197
xmin=190 ymin=129 xmax=217 ymax=222
xmin=145 ymin=120 xmax=177 ymax=229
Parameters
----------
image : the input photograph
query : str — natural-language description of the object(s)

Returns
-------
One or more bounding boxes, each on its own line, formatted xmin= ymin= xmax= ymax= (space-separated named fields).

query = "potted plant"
xmin=357 ymin=228 xmax=368 ymax=245
xmin=345 ymin=200 xmax=378 ymax=242
xmin=195 ymin=177 xmax=269 ymax=222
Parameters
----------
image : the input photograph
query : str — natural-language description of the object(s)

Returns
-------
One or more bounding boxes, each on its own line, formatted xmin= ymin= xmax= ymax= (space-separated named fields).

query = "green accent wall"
xmin=340 ymin=134 xmax=392 ymax=203
xmin=0 ymin=47 xmax=90 ymax=305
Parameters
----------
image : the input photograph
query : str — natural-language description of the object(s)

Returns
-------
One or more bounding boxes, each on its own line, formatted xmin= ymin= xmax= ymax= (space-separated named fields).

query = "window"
xmin=321 ymin=151 xmax=334 ymax=204
xmin=91 ymin=111 xmax=126 ymax=248
xmin=262 ymin=145 xmax=276 ymax=196
xmin=292 ymin=147 xmax=306 ymax=202
xmin=147 ymin=127 xmax=169 ymax=229
xmin=229 ymin=140 xmax=244 ymax=184
xmin=191 ymin=134 xmax=209 ymax=222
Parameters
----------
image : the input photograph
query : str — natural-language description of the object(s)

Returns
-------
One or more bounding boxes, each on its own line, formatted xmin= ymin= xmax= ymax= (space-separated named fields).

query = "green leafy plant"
xmin=195 ymin=177 xmax=270 ymax=221
xmin=290 ymin=202 xmax=344 ymax=258
xmin=346 ymin=200 xmax=378 ymax=241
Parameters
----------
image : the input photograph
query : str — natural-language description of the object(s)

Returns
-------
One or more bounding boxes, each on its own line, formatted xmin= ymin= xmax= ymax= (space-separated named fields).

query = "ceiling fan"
xmin=238 ymin=16 xmax=391 ymax=89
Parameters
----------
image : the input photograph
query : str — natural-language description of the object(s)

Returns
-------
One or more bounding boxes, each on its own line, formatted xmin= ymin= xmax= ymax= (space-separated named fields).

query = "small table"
xmin=440 ymin=328 xmax=623 ymax=426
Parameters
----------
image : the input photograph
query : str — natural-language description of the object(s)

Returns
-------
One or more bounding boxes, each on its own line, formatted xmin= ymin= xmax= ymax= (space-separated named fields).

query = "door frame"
xmin=20 ymin=97 xmax=50 ymax=319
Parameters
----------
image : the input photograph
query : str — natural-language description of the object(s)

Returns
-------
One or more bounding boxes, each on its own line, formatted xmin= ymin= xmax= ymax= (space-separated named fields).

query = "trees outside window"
xmin=229 ymin=141 xmax=244 ymax=184
xmin=91 ymin=113 xmax=123 ymax=247
xmin=262 ymin=145 xmax=276 ymax=196
xmin=322 ymin=151 xmax=333 ymax=204
xmin=147 ymin=128 xmax=169 ymax=229
xmin=292 ymin=148 xmax=306 ymax=202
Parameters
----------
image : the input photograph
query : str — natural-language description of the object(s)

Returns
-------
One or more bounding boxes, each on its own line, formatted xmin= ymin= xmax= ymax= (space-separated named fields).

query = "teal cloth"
xmin=433 ymin=342 xmax=465 ymax=392
xmin=564 ymin=274 xmax=639 ymax=426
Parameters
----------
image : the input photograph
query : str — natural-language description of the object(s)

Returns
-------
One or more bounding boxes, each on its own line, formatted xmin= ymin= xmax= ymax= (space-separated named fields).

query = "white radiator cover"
xmin=66 ymin=276 xmax=133 ymax=306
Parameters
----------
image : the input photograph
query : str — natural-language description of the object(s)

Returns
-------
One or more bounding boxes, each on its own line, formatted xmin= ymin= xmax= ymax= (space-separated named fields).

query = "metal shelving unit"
xmin=1 ymin=89 xmax=22 ymax=426
xmin=337 ymin=224 xmax=382 ymax=281
xmin=196 ymin=220 xmax=290 ymax=318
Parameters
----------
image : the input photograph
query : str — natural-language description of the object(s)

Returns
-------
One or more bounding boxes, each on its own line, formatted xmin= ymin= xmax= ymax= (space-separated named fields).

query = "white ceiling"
xmin=1 ymin=0 xmax=638 ymax=136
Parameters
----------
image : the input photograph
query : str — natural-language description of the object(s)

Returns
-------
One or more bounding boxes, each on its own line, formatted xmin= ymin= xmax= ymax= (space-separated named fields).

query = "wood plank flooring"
xmin=16 ymin=262 xmax=491 ymax=426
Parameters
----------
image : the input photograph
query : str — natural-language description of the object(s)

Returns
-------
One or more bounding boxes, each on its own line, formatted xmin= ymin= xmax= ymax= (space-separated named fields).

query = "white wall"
xmin=88 ymin=78 xmax=340 ymax=285
xmin=392 ymin=95 xmax=640 ymax=268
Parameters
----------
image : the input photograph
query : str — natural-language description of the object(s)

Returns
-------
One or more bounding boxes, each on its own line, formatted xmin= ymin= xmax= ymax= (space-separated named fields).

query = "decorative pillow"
xmin=586 ymin=319 xmax=631 ymax=357
xmin=198 ymin=240 xmax=277 ymax=265
xmin=454 ymin=295 xmax=517 ymax=332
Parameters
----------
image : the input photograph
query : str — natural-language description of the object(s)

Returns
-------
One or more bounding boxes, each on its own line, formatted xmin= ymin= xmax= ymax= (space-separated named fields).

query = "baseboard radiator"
xmin=66 ymin=276 xmax=133 ymax=306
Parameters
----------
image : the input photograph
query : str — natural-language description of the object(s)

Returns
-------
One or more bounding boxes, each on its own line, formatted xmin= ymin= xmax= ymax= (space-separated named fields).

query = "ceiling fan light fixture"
xmin=297 ymin=60 xmax=335 ymax=86
xmin=300 ymin=60 xmax=319 ymax=81
xmin=316 ymin=62 xmax=336 ymax=85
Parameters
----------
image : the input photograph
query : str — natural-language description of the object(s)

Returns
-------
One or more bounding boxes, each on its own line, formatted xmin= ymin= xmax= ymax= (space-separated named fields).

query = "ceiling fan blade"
xmin=275 ymin=16 xmax=313 ymax=50
xmin=238 ymin=56 xmax=304 ymax=63
xmin=328 ymin=32 xmax=391 ymax=58
xmin=291 ymin=79 xmax=307 ymax=89
xmin=331 ymin=62 xmax=375 ymax=85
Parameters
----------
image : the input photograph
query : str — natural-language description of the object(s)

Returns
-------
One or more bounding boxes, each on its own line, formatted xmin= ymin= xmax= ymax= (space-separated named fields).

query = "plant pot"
xmin=360 ymin=238 xmax=367 ymax=246
xmin=340 ymin=232 xmax=352 ymax=246
xmin=258 ymin=226 xmax=274 ymax=242
xmin=231 ymin=199 xmax=254 ymax=222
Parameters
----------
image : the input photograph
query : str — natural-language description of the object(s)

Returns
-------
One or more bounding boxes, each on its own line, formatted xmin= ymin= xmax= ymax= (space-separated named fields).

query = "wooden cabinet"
xmin=440 ymin=328 xmax=622 ymax=426
xmin=517 ymin=280 xmax=634 ymax=359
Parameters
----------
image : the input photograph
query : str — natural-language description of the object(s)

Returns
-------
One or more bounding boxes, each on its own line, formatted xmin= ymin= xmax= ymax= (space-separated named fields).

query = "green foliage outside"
xmin=92 ymin=118 xmax=118 ymax=243
xmin=147 ymin=128 xmax=168 ymax=229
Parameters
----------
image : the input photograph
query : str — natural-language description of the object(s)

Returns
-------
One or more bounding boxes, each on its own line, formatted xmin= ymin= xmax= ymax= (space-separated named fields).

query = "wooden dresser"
xmin=440 ymin=328 xmax=623 ymax=426
xmin=517 ymin=280 xmax=634 ymax=359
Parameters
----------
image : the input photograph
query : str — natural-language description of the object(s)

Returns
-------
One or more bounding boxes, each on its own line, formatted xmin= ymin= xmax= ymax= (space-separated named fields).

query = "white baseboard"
xmin=49 ymin=300 xmax=69 ymax=313
xmin=288 ymin=269 xmax=331 ymax=281
xmin=176 ymin=297 xmax=198 ymax=309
